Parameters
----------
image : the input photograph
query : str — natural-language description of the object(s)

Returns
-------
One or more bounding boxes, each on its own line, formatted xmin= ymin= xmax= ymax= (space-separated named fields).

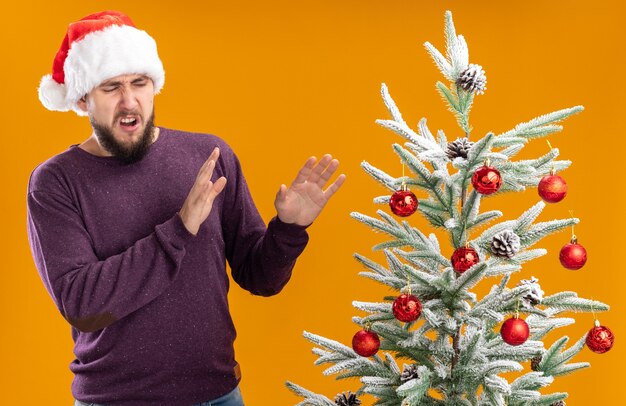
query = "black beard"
xmin=91 ymin=111 xmax=156 ymax=165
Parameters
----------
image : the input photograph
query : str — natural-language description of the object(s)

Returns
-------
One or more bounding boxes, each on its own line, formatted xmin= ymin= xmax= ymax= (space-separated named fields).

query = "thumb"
xmin=278 ymin=184 xmax=288 ymax=200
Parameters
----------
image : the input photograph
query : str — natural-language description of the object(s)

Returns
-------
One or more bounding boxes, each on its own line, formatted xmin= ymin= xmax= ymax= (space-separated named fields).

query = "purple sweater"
xmin=26 ymin=128 xmax=309 ymax=405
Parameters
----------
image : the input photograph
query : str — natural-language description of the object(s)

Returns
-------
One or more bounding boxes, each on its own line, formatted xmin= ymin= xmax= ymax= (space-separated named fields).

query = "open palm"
xmin=275 ymin=154 xmax=346 ymax=226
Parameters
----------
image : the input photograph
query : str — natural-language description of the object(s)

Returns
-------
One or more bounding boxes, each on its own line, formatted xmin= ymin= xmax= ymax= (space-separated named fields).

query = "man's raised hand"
xmin=179 ymin=147 xmax=227 ymax=235
xmin=274 ymin=154 xmax=346 ymax=226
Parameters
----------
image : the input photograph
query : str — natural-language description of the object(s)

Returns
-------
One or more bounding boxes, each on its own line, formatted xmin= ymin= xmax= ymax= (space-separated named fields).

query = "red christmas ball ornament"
xmin=559 ymin=236 xmax=587 ymax=270
xmin=586 ymin=321 xmax=614 ymax=354
xmin=500 ymin=316 xmax=530 ymax=346
xmin=392 ymin=293 xmax=422 ymax=322
xmin=538 ymin=169 xmax=567 ymax=203
xmin=352 ymin=328 xmax=380 ymax=357
xmin=451 ymin=246 xmax=480 ymax=274
xmin=389 ymin=184 xmax=418 ymax=217
xmin=471 ymin=161 xmax=502 ymax=195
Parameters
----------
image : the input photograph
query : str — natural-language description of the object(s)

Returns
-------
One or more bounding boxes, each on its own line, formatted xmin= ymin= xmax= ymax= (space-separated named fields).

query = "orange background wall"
xmin=1 ymin=0 xmax=623 ymax=404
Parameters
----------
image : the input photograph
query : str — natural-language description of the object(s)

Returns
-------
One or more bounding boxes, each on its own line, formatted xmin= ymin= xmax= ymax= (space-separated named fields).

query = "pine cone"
xmin=334 ymin=392 xmax=361 ymax=406
xmin=530 ymin=355 xmax=542 ymax=371
xmin=400 ymin=364 xmax=419 ymax=382
xmin=516 ymin=277 xmax=544 ymax=308
xmin=446 ymin=137 xmax=474 ymax=160
xmin=456 ymin=63 xmax=487 ymax=95
xmin=491 ymin=230 xmax=521 ymax=258
xmin=550 ymin=401 xmax=565 ymax=406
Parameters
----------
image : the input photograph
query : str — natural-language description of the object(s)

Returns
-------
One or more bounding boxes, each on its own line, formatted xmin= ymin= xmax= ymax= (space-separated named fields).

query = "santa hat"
xmin=38 ymin=10 xmax=164 ymax=116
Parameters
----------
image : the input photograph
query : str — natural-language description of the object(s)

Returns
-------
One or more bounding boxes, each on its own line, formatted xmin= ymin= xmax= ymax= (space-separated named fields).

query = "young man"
xmin=28 ymin=10 xmax=345 ymax=406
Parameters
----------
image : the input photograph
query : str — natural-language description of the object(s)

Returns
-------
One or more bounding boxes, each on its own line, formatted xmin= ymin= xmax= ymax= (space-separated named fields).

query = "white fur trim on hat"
xmin=39 ymin=24 xmax=164 ymax=116
xmin=38 ymin=74 xmax=71 ymax=112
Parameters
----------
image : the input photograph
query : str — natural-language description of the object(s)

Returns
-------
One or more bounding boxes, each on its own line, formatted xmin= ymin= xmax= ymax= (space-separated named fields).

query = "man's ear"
xmin=77 ymin=95 xmax=88 ymax=113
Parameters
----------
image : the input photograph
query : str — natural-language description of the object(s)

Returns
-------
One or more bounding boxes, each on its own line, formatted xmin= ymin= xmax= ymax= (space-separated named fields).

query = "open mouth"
xmin=118 ymin=115 xmax=141 ymax=132
xmin=120 ymin=116 xmax=138 ymax=126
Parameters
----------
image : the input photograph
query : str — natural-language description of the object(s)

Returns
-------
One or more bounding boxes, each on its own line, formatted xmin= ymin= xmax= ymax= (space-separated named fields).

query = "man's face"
xmin=78 ymin=74 xmax=156 ymax=164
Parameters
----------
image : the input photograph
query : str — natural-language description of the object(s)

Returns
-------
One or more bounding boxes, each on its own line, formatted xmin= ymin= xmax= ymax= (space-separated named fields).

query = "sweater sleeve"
xmin=220 ymin=146 xmax=309 ymax=296
xmin=26 ymin=187 xmax=196 ymax=333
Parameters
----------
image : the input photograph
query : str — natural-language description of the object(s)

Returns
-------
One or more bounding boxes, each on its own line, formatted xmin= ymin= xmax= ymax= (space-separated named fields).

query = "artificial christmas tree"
xmin=287 ymin=11 xmax=611 ymax=405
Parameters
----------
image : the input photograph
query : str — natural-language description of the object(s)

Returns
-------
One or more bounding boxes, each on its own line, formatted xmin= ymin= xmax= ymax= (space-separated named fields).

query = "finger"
xmin=207 ymin=176 xmax=228 ymax=202
xmin=317 ymin=159 xmax=339 ymax=188
xmin=275 ymin=184 xmax=287 ymax=202
xmin=203 ymin=147 xmax=220 ymax=168
xmin=323 ymin=173 xmax=346 ymax=199
xmin=193 ymin=160 xmax=219 ymax=203
xmin=196 ymin=147 xmax=220 ymax=181
xmin=290 ymin=156 xmax=316 ymax=186
xmin=190 ymin=160 xmax=215 ymax=202
xmin=202 ymin=146 xmax=224 ymax=183
xmin=197 ymin=159 xmax=216 ymax=187
xmin=307 ymin=154 xmax=333 ymax=184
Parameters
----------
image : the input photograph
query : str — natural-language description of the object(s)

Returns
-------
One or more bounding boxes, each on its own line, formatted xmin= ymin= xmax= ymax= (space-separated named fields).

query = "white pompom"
xmin=38 ymin=74 xmax=71 ymax=112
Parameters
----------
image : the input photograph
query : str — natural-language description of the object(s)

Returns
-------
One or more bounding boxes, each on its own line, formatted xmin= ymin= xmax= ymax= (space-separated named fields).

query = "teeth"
xmin=121 ymin=117 xmax=136 ymax=124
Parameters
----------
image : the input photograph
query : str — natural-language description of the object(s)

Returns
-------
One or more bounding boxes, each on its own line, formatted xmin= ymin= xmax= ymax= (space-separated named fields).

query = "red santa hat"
xmin=38 ymin=10 xmax=165 ymax=116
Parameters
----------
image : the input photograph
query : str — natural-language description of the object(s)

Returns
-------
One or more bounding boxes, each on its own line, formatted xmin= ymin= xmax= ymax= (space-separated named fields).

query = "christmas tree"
xmin=286 ymin=11 xmax=613 ymax=406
